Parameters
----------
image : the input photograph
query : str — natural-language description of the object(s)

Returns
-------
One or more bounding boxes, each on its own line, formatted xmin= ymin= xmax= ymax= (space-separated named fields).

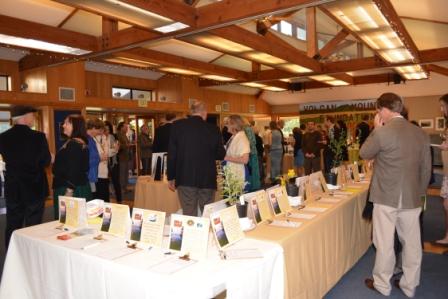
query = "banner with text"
xmin=299 ymin=99 xmax=376 ymax=115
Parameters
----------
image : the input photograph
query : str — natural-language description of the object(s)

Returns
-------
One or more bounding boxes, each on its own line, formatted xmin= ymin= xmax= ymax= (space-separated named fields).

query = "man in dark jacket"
xmin=356 ymin=114 xmax=371 ymax=146
xmin=0 ymin=106 xmax=51 ymax=248
xmin=153 ymin=113 xmax=176 ymax=153
xmin=167 ymin=101 xmax=225 ymax=216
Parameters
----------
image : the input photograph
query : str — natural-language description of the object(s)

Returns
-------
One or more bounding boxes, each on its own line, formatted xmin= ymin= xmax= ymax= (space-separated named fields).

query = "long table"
xmin=0 ymin=222 xmax=285 ymax=299
xmin=247 ymin=183 xmax=372 ymax=299
xmin=134 ymin=176 xmax=181 ymax=214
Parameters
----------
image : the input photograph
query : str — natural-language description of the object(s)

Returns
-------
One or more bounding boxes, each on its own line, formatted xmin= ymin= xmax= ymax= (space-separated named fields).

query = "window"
xmin=271 ymin=23 xmax=279 ymax=31
xmin=112 ymin=87 xmax=152 ymax=101
xmin=280 ymin=21 xmax=292 ymax=36
xmin=297 ymin=27 xmax=306 ymax=40
xmin=0 ymin=111 xmax=11 ymax=134
xmin=0 ymin=75 xmax=11 ymax=91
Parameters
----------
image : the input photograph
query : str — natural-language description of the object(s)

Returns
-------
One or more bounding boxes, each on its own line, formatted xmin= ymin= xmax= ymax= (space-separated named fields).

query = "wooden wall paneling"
xmin=20 ymin=68 xmax=47 ymax=93
xmin=46 ymin=61 xmax=85 ymax=101
xmin=156 ymin=75 xmax=183 ymax=103
xmin=0 ymin=59 xmax=20 ymax=91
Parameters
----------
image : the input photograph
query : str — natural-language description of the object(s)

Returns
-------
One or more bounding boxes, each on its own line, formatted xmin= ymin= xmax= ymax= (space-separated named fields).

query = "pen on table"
xmin=82 ymin=242 xmax=100 ymax=250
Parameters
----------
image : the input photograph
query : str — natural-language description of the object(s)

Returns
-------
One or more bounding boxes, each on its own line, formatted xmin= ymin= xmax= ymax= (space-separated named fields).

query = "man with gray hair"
xmin=167 ymin=100 xmax=226 ymax=216
xmin=0 ymin=106 xmax=51 ymax=248
xmin=361 ymin=93 xmax=431 ymax=298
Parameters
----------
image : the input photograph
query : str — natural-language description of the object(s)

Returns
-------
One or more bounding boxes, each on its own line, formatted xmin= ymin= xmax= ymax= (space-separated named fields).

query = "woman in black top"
xmin=52 ymin=115 xmax=91 ymax=219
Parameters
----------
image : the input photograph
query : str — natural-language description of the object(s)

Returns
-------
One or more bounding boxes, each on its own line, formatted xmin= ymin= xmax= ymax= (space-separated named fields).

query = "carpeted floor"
xmin=325 ymin=197 xmax=448 ymax=299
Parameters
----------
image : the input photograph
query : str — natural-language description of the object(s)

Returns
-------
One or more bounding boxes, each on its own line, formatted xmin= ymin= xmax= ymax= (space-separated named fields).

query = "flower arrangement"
xmin=222 ymin=165 xmax=247 ymax=205
xmin=277 ymin=169 xmax=297 ymax=186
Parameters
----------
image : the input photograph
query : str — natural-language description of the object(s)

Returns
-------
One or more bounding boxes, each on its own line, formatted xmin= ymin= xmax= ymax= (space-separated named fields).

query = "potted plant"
xmin=222 ymin=165 xmax=248 ymax=217
xmin=278 ymin=169 xmax=298 ymax=196
xmin=327 ymin=130 xmax=347 ymax=185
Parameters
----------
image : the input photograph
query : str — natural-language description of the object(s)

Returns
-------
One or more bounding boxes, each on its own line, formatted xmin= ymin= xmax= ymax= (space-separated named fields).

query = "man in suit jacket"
xmin=152 ymin=113 xmax=176 ymax=153
xmin=0 ymin=106 xmax=51 ymax=248
xmin=167 ymin=101 xmax=225 ymax=216
xmin=360 ymin=93 xmax=431 ymax=298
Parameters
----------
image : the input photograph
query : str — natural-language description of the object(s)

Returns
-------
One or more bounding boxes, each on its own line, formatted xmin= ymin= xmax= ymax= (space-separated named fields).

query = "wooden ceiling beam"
xmin=211 ymin=26 xmax=322 ymax=72
xmin=105 ymin=27 xmax=161 ymax=50
xmin=101 ymin=17 xmax=119 ymax=49
xmin=118 ymin=0 xmax=196 ymax=26
xmin=318 ymin=29 xmax=349 ymax=59
xmin=0 ymin=14 xmax=98 ymax=51
xmin=196 ymin=0 xmax=330 ymax=28
xmin=332 ymin=73 xmax=354 ymax=84
xmin=306 ymin=7 xmax=318 ymax=58
xmin=427 ymin=64 xmax=448 ymax=77
xmin=373 ymin=0 xmax=420 ymax=62
xmin=19 ymin=51 xmax=75 ymax=71
xmin=114 ymin=48 xmax=250 ymax=80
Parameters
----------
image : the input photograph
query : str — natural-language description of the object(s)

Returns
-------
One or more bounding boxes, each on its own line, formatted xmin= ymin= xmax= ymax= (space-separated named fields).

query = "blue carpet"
xmin=325 ymin=195 xmax=448 ymax=299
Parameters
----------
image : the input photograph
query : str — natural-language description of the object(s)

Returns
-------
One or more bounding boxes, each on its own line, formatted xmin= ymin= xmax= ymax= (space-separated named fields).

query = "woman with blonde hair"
xmin=224 ymin=115 xmax=250 ymax=187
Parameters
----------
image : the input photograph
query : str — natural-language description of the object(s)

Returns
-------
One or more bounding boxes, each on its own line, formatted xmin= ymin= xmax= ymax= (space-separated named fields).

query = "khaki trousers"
xmin=372 ymin=203 xmax=422 ymax=297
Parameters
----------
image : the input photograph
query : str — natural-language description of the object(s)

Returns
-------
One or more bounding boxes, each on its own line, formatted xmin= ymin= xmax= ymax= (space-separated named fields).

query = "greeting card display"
xmin=100 ymin=203 xmax=131 ymax=237
xmin=347 ymin=163 xmax=360 ymax=182
xmin=130 ymin=208 xmax=166 ymax=248
xmin=58 ymin=196 xmax=87 ymax=228
xmin=266 ymin=185 xmax=291 ymax=215
xmin=168 ymin=214 xmax=210 ymax=259
xmin=210 ymin=205 xmax=244 ymax=249
xmin=244 ymin=190 xmax=272 ymax=224
xmin=296 ymin=176 xmax=312 ymax=202
xmin=202 ymin=200 xmax=227 ymax=219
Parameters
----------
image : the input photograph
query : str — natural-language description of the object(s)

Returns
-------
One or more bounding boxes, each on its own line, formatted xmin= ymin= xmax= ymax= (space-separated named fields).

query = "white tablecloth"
xmin=0 ymin=222 xmax=284 ymax=299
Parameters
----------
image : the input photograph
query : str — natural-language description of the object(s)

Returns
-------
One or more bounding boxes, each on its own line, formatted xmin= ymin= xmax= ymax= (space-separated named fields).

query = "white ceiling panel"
xmin=62 ymin=10 xmax=102 ymax=37
xmin=85 ymin=61 xmax=164 ymax=80
xmin=403 ymin=18 xmax=448 ymax=50
xmin=0 ymin=46 xmax=29 ymax=61
xmin=212 ymin=55 xmax=252 ymax=72
xmin=144 ymin=39 xmax=222 ymax=62
xmin=392 ymin=0 xmax=448 ymax=23
xmin=0 ymin=0 xmax=73 ymax=26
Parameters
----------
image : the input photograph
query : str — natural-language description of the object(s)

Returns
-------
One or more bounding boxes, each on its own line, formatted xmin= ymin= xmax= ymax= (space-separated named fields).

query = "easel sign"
xmin=244 ymin=190 xmax=272 ymax=225
xmin=266 ymin=185 xmax=291 ymax=216
xmin=58 ymin=196 xmax=87 ymax=229
xmin=210 ymin=205 xmax=244 ymax=249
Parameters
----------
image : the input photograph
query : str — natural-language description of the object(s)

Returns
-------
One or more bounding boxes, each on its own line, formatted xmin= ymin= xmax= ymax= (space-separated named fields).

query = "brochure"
xmin=168 ymin=214 xmax=210 ymax=260
xmin=58 ymin=196 xmax=87 ymax=229
xmin=130 ymin=208 xmax=166 ymax=248
xmin=210 ymin=205 xmax=244 ymax=249
xmin=100 ymin=203 xmax=130 ymax=237
xmin=266 ymin=185 xmax=291 ymax=215
xmin=244 ymin=190 xmax=272 ymax=224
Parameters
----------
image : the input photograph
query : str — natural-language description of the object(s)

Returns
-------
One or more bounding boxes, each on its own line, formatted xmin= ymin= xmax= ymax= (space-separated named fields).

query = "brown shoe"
xmin=365 ymin=278 xmax=380 ymax=293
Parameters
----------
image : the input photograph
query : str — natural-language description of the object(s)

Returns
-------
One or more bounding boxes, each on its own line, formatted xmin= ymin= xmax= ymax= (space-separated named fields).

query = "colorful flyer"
xmin=130 ymin=208 xmax=166 ymax=248
xmin=266 ymin=185 xmax=291 ymax=215
xmin=168 ymin=214 xmax=210 ymax=260
xmin=244 ymin=190 xmax=272 ymax=224
xmin=58 ymin=196 xmax=87 ymax=228
xmin=210 ymin=205 xmax=244 ymax=249
xmin=100 ymin=203 xmax=130 ymax=237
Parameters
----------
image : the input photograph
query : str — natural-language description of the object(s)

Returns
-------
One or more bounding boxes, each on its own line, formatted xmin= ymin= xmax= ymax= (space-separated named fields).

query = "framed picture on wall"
xmin=436 ymin=117 xmax=446 ymax=131
xmin=419 ymin=119 xmax=434 ymax=129
xmin=222 ymin=102 xmax=229 ymax=112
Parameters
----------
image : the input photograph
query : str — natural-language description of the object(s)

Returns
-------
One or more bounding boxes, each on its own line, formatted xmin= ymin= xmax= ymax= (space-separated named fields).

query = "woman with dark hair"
xmin=437 ymin=94 xmax=448 ymax=245
xmin=268 ymin=120 xmax=283 ymax=183
xmin=52 ymin=115 xmax=91 ymax=219
xmin=104 ymin=121 xmax=122 ymax=203
xmin=116 ymin=121 xmax=130 ymax=198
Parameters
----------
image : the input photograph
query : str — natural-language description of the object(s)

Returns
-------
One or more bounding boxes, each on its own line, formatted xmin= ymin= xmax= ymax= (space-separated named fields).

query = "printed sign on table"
xmin=130 ymin=208 xmax=166 ymax=248
xmin=168 ymin=214 xmax=210 ymax=260
xmin=210 ymin=205 xmax=244 ymax=249
xmin=266 ymin=185 xmax=291 ymax=215
xmin=58 ymin=196 xmax=87 ymax=228
xmin=100 ymin=203 xmax=131 ymax=237
xmin=243 ymin=190 xmax=272 ymax=224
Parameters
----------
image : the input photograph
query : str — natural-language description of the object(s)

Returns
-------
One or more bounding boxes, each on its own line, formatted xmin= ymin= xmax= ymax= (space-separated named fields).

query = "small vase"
xmin=325 ymin=172 xmax=337 ymax=185
xmin=286 ymin=182 xmax=298 ymax=197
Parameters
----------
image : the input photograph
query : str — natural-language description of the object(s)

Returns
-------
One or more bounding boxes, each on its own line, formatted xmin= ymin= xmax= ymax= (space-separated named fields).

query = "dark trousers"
xmin=141 ymin=158 xmax=151 ymax=175
xmin=177 ymin=186 xmax=215 ymax=216
xmin=94 ymin=178 xmax=110 ymax=202
xmin=110 ymin=163 xmax=122 ymax=203
xmin=304 ymin=157 xmax=321 ymax=175
xmin=5 ymin=181 xmax=45 ymax=248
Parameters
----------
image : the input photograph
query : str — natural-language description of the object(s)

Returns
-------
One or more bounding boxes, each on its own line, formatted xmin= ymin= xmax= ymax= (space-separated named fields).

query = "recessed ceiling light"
xmin=246 ymin=52 xmax=287 ymax=65
xmin=0 ymin=34 xmax=90 ymax=55
xmin=105 ymin=57 xmax=159 ymax=68
xmin=262 ymin=86 xmax=286 ymax=91
xmin=154 ymin=22 xmax=189 ymax=33
xmin=194 ymin=36 xmax=253 ymax=53
xmin=159 ymin=67 xmax=201 ymax=75
xmin=280 ymin=64 xmax=312 ymax=73
xmin=241 ymin=82 xmax=267 ymax=88
xmin=201 ymin=75 xmax=236 ymax=81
